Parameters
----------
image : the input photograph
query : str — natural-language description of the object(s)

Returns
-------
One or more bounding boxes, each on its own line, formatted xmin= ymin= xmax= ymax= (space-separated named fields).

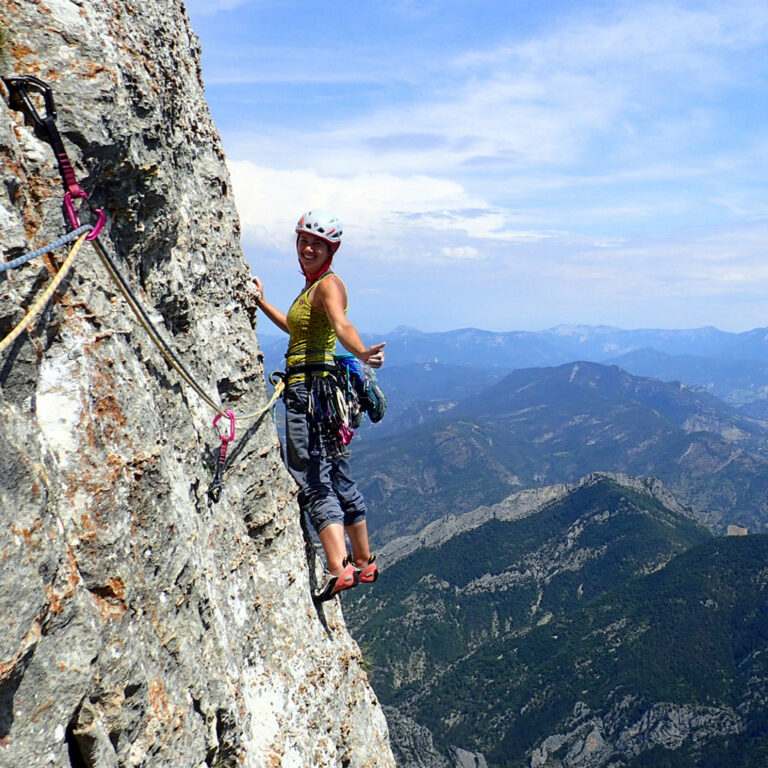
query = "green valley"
xmin=345 ymin=476 xmax=768 ymax=767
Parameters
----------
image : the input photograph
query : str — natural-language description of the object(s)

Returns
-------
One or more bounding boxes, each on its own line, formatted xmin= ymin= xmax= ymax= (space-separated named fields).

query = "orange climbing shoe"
xmin=357 ymin=554 xmax=379 ymax=583
xmin=313 ymin=563 xmax=359 ymax=602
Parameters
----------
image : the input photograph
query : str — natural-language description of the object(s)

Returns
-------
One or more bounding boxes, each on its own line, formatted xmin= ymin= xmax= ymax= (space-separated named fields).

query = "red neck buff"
xmin=300 ymin=256 xmax=333 ymax=283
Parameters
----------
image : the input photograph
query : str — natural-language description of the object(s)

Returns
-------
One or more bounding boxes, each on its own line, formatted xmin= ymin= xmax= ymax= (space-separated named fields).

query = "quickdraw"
xmin=307 ymin=374 xmax=355 ymax=459
xmin=3 ymin=75 xmax=105 ymax=239
xmin=208 ymin=410 xmax=235 ymax=503
xmin=206 ymin=375 xmax=286 ymax=501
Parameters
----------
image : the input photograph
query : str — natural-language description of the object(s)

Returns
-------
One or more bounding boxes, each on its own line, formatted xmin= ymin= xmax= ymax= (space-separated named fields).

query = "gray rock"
xmin=382 ymin=707 xmax=451 ymax=768
xmin=529 ymin=697 xmax=743 ymax=767
xmin=0 ymin=1 xmax=393 ymax=766
xmin=447 ymin=746 xmax=488 ymax=768
xmin=380 ymin=709 xmax=489 ymax=768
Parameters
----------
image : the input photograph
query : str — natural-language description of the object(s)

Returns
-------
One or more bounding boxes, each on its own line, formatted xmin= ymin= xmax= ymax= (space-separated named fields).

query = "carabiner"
xmin=2 ymin=75 xmax=57 ymax=131
xmin=338 ymin=423 xmax=354 ymax=446
xmin=86 ymin=208 xmax=107 ymax=241
xmin=213 ymin=409 xmax=236 ymax=445
xmin=64 ymin=190 xmax=106 ymax=239
xmin=209 ymin=410 xmax=236 ymax=503
xmin=269 ymin=370 xmax=286 ymax=387
xmin=4 ymin=74 xmax=86 ymax=200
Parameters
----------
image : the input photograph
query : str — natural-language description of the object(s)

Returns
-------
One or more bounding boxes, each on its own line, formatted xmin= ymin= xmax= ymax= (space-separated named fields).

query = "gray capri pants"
xmin=284 ymin=380 xmax=367 ymax=533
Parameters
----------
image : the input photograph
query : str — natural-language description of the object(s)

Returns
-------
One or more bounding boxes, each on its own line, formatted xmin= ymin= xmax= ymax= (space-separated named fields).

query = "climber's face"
xmin=297 ymin=234 xmax=332 ymax=270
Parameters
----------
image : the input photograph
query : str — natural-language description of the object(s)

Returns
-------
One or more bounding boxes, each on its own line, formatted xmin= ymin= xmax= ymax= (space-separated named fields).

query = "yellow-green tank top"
xmin=285 ymin=273 xmax=347 ymax=386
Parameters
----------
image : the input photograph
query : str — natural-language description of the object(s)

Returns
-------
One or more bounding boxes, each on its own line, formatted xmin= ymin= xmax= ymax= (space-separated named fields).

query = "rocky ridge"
xmin=378 ymin=472 xmax=692 ymax=569
xmin=0 ymin=2 xmax=392 ymax=766
xmin=353 ymin=361 xmax=768 ymax=543
xmin=529 ymin=699 xmax=743 ymax=767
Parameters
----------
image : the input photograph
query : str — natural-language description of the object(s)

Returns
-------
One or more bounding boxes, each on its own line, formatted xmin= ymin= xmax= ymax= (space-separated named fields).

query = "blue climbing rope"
xmin=0 ymin=224 xmax=93 ymax=273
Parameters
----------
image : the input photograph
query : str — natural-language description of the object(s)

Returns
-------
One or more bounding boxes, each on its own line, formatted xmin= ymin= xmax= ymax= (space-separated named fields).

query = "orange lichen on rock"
xmin=77 ymin=512 xmax=99 ymax=543
xmin=89 ymin=577 xmax=127 ymax=621
xmin=148 ymin=678 xmax=172 ymax=722
xmin=81 ymin=61 xmax=107 ymax=78
xmin=0 ymin=620 xmax=42 ymax=681
xmin=12 ymin=518 xmax=43 ymax=545
xmin=66 ymin=547 xmax=82 ymax=590
xmin=11 ymin=42 xmax=36 ymax=65
xmin=94 ymin=393 xmax=128 ymax=427
xmin=45 ymin=584 xmax=65 ymax=614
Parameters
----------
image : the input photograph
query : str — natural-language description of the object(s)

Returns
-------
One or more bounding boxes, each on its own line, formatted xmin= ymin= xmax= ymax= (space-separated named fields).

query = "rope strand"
xmin=0 ymin=228 xmax=282 ymax=421
xmin=89 ymin=236 xmax=282 ymax=420
xmin=0 ymin=231 xmax=89 ymax=355
xmin=0 ymin=225 xmax=92 ymax=273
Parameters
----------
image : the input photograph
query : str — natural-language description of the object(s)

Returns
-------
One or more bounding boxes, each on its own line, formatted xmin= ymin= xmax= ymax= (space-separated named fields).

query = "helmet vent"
xmin=295 ymin=210 xmax=343 ymax=244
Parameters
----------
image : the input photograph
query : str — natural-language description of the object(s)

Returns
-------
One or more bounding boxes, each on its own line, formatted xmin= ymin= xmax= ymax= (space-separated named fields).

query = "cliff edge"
xmin=0 ymin=1 xmax=393 ymax=766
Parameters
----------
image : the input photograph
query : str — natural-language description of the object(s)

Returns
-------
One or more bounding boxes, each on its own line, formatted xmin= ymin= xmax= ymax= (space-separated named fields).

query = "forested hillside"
xmin=346 ymin=476 xmax=768 ymax=767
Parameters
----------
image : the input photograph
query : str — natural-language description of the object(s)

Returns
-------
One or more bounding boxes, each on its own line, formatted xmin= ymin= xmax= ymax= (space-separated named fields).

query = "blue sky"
xmin=184 ymin=0 xmax=768 ymax=334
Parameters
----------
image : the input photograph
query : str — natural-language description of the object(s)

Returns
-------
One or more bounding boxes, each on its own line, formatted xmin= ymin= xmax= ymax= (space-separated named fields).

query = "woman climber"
xmin=251 ymin=210 xmax=386 ymax=602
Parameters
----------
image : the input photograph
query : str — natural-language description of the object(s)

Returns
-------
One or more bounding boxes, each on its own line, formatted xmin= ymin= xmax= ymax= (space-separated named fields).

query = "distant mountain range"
xmin=352 ymin=361 xmax=768 ymax=543
xmin=262 ymin=322 xmax=768 ymax=367
xmin=260 ymin=324 xmax=768 ymax=537
xmin=377 ymin=325 xmax=768 ymax=369
xmin=259 ymin=323 xmax=768 ymax=409
xmin=346 ymin=474 xmax=768 ymax=768
xmin=604 ymin=348 xmax=768 ymax=405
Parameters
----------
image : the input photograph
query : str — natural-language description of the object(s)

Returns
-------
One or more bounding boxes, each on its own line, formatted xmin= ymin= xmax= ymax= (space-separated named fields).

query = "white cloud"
xmin=440 ymin=246 xmax=480 ymax=260
xmin=459 ymin=1 xmax=768 ymax=74
xmin=551 ymin=226 xmax=768 ymax=300
xmin=227 ymin=160 xmax=553 ymax=255
xmin=204 ymin=1 xmax=768 ymax=331
xmin=221 ymin=1 xmax=768 ymax=185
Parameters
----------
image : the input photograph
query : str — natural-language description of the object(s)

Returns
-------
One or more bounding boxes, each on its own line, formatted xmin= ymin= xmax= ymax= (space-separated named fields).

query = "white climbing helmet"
xmin=295 ymin=210 xmax=343 ymax=245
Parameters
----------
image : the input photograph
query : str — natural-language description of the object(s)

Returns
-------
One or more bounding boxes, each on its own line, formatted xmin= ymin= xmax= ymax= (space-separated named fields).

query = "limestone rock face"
xmin=0 ymin=2 xmax=393 ymax=766
xmin=381 ymin=707 xmax=451 ymax=768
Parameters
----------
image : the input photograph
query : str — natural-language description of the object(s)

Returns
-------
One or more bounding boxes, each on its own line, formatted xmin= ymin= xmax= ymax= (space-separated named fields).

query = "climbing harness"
xmin=284 ymin=353 xmax=387 ymax=460
xmin=2 ymin=75 xmax=284 ymax=502
xmin=301 ymin=356 xmax=381 ymax=459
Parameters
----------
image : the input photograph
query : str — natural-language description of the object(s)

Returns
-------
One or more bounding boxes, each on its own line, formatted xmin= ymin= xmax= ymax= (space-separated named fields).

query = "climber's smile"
xmin=297 ymin=234 xmax=331 ymax=267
